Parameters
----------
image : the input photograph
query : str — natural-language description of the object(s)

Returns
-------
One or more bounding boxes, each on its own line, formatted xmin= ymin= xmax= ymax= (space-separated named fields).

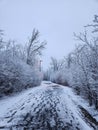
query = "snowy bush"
xmin=0 ymin=29 xmax=46 ymax=97
xmin=44 ymin=57 xmax=69 ymax=86
xmin=0 ymin=50 xmax=42 ymax=97
xmin=50 ymin=70 xmax=69 ymax=86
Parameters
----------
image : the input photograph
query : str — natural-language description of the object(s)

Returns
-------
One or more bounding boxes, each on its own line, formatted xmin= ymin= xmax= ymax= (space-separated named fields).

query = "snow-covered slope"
xmin=0 ymin=81 xmax=97 ymax=130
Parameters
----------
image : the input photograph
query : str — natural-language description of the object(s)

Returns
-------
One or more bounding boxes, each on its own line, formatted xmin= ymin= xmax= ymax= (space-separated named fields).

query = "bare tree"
xmin=26 ymin=29 xmax=46 ymax=66
xmin=0 ymin=30 xmax=4 ymax=50
xmin=85 ymin=15 xmax=98 ymax=33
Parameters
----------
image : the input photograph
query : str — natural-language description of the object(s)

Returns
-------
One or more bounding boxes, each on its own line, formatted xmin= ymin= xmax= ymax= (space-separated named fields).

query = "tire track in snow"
xmin=0 ymin=83 xmax=95 ymax=130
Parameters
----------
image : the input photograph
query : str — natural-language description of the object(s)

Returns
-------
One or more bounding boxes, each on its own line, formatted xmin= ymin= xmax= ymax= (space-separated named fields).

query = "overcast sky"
xmin=0 ymin=0 xmax=98 ymax=69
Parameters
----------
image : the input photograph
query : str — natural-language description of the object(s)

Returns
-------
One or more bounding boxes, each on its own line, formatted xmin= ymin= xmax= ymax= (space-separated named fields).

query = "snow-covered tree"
xmin=45 ymin=15 xmax=98 ymax=109
xmin=25 ymin=29 xmax=46 ymax=66
xmin=0 ymin=29 xmax=46 ymax=97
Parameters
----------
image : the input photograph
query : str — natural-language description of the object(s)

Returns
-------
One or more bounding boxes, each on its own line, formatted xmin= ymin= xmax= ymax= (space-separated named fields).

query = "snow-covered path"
xmin=0 ymin=81 xmax=97 ymax=130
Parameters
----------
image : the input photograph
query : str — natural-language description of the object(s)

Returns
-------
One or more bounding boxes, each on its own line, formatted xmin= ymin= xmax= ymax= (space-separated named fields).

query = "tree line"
xmin=44 ymin=15 xmax=98 ymax=110
xmin=0 ymin=29 xmax=46 ymax=97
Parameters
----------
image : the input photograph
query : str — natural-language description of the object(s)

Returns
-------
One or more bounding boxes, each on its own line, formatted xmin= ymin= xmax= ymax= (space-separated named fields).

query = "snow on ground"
xmin=0 ymin=81 xmax=97 ymax=130
xmin=0 ymin=82 xmax=49 ymax=117
xmin=61 ymin=84 xmax=98 ymax=122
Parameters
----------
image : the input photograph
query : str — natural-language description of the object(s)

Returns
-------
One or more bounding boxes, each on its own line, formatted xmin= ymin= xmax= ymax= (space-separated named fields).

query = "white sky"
xmin=0 ymin=0 xmax=98 ymax=69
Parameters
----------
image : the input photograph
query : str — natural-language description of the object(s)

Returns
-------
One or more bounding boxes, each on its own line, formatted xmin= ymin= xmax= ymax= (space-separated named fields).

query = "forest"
xmin=0 ymin=15 xmax=98 ymax=110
